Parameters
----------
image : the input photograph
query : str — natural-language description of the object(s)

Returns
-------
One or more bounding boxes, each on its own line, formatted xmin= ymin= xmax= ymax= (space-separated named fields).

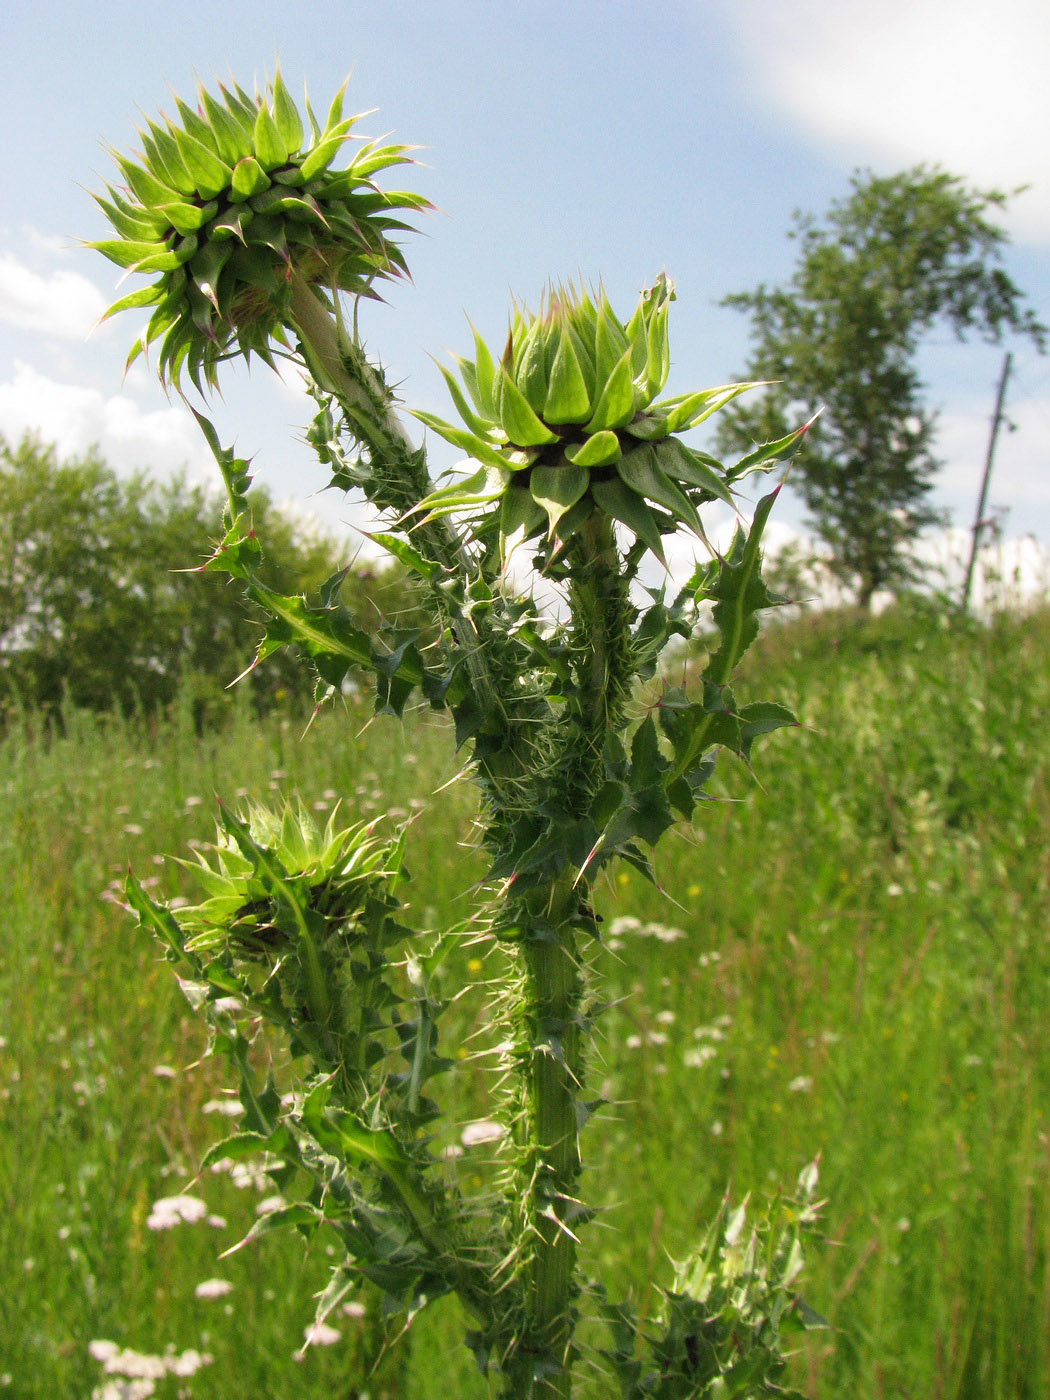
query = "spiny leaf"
xmin=530 ymin=463 xmax=590 ymax=535
xmin=543 ymin=327 xmax=592 ymax=424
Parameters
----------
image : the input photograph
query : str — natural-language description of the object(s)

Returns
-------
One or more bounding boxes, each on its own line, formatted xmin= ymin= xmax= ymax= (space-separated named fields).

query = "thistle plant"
xmin=98 ymin=72 xmax=825 ymax=1398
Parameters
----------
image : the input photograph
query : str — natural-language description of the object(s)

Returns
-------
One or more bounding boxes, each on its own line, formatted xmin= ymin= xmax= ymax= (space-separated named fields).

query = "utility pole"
xmin=961 ymin=351 xmax=1012 ymax=615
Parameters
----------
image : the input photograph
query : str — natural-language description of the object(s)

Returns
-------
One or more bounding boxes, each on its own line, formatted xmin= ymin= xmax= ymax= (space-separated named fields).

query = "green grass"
xmin=2 ymin=603 xmax=1049 ymax=1399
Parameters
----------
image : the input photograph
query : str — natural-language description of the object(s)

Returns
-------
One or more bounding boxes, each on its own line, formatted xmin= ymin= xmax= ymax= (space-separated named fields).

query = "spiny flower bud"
xmin=90 ymin=71 xmax=428 ymax=392
xmin=411 ymin=277 xmax=774 ymax=561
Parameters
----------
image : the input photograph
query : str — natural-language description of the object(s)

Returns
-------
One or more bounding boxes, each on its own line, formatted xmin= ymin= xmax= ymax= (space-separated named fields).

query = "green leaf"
xmin=656 ymin=381 xmax=763 ymax=433
xmin=513 ymin=314 xmax=550 ymax=414
xmin=190 ymin=238 xmax=233 ymax=311
xmin=653 ymin=437 xmax=736 ymax=509
xmin=208 ymin=207 xmax=253 ymax=246
xmin=132 ymin=234 xmax=198 ymax=273
xmin=564 ymin=430 xmax=621 ymax=468
xmin=117 ymin=156 xmax=181 ymax=210
xmin=500 ymin=480 xmax=546 ymax=543
xmin=91 ymin=238 xmax=167 ymax=271
xmin=98 ymin=284 xmax=164 ymax=322
xmin=190 ymin=408 xmax=253 ymax=516
xmin=584 ymin=346 xmax=637 ymax=433
xmin=222 ymin=1202 xmax=320 ymax=1256
xmin=270 ymin=69 xmax=304 ymax=154
xmin=497 ymin=369 xmax=559 ymax=446
xmin=199 ymin=86 xmax=253 ymax=166
xmin=363 ymin=532 xmax=439 ymax=581
xmin=644 ymin=300 xmax=670 ymax=398
xmin=729 ymin=415 xmax=817 ymax=481
xmin=529 ymin=463 xmax=590 ymax=535
xmin=142 ymin=122 xmax=197 ymax=197
xmin=470 ymin=324 xmax=498 ymax=418
xmin=622 ymin=410 xmax=670 ymax=441
xmin=629 ymin=714 xmax=666 ymax=789
xmin=92 ymin=188 xmax=166 ymax=241
xmin=592 ymin=295 xmax=629 ymax=386
xmin=590 ymin=477 xmax=667 ymax=562
xmin=172 ymin=128 xmax=232 ymax=200
xmin=700 ymin=486 xmax=782 ymax=686
xmin=173 ymin=94 xmax=223 ymax=157
xmin=323 ymin=79 xmax=348 ymax=133
xmin=793 ymin=1296 xmax=831 ymax=1331
xmin=155 ymin=199 xmax=217 ymax=235
xmin=299 ymin=119 xmax=356 ymax=181
xmin=543 ymin=327 xmax=592 ymax=424
xmin=410 ymin=411 xmax=508 ymax=471
xmin=405 ymin=463 xmax=508 ymax=524
xmin=434 ymin=359 xmax=496 ymax=440
xmin=123 ymin=873 xmax=187 ymax=959
xmin=254 ymin=100 xmax=289 ymax=168
xmin=199 ymin=1128 xmax=291 ymax=1171
xmin=737 ymin=700 xmax=799 ymax=760
xmin=617 ymin=444 xmax=706 ymax=540
xmin=230 ymin=156 xmax=271 ymax=200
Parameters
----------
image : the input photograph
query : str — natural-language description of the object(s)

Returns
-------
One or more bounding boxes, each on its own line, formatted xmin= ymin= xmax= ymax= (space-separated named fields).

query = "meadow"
xmin=2 ymin=600 xmax=1048 ymax=1399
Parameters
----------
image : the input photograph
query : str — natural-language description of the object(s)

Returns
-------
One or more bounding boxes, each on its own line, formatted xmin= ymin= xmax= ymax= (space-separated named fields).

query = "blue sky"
xmin=3 ymin=0 xmax=1049 ymax=594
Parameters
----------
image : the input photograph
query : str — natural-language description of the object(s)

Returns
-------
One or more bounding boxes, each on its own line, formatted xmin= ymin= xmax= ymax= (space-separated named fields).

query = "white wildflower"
xmin=608 ymin=916 xmax=641 ymax=936
xmin=460 ymin=1119 xmax=504 ymax=1147
xmin=301 ymin=1321 xmax=341 ymax=1348
xmin=91 ymin=1381 xmax=155 ymax=1400
xmin=202 ymin=1098 xmax=244 ymax=1117
xmin=229 ymin=1160 xmax=270 ymax=1191
xmin=146 ymin=1194 xmax=207 ymax=1230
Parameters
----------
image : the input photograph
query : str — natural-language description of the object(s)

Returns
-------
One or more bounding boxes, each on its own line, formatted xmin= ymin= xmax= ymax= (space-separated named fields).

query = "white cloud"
xmin=927 ymin=381 xmax=1050 ymax=528
xmin=915 ymin=525 xmax=1050 ymax=610
xmin=727 ymin=0 xmax=1050 ymax=241
xmin=0 ymin=362 xmax=207 ymax=476
xmin=270 ymin=356 xmax=315 ymax=410
xmin=0 ymin=252 xmax=108 ymax=338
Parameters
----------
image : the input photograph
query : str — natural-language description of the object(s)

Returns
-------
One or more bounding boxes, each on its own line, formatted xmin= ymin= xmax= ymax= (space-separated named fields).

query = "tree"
xmin=716 ymin=167 xmax=1046 ymax=607
xmin=0 ymin=435 xmax=415 ymax=719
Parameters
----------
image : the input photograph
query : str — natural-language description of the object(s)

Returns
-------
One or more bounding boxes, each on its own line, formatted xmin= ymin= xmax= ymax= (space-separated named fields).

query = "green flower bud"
xmin=412 ymin=276 xmax=767 ymax=561
xmin=90 ymin=71 xmax=429 ymax=393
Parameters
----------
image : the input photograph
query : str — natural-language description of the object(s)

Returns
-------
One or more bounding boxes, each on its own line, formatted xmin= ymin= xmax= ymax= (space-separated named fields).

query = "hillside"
xmin=2 ymin=602 xmax=1048 ymax=1399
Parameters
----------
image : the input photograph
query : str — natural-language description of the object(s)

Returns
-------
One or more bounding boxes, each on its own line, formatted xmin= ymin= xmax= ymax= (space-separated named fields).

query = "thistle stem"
xmin=519 ymin=878 xmax=584 ymax=1398
xmin=288 ymin=274 xmax=416 ymax=455
xmin=508 ymin=516 xmax=633 ymax=1398
xmin=288 ymin=276 xmax=517 ymax=739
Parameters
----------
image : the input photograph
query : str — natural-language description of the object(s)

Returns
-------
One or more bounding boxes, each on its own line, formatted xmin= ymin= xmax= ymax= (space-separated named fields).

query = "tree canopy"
xmin=0 ymin=436 xmax=416 ymax=720
xmin=716 ymin=167 xmax=1046 ymax=606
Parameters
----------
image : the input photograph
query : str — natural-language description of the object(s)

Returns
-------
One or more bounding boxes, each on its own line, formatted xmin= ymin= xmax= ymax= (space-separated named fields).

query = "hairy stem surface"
xmin=508 ymin=516 xmax=635 ymax=1398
